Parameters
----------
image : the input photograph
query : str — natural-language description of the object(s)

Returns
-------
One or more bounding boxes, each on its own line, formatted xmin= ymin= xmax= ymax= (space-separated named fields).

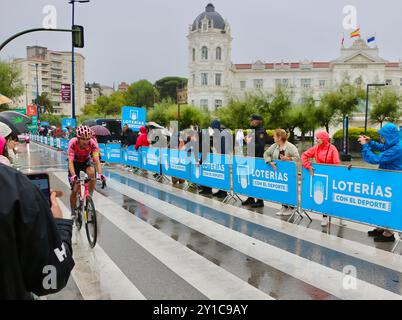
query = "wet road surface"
xmin=13 ymin=142 xmax=402 ymax=300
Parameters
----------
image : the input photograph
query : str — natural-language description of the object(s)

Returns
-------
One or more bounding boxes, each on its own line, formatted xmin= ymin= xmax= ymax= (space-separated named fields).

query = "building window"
xmin=253 ymin=79 xmax=263 ymax=89
xmin=192 ymin=48 xmax=196 ymax=62
xmin=319 ymin=80 xmax=326 ymax=89
xmin=201 ymin=73 xmax=208 ymax=86
xmin=275 ymin=79 xmax=289 ymax=88
xmin=216 ymin=47 xmax=222 ymax=60
xmin=192 ymin=74 xmax=196 ymax=87
xmin=215 ymin=73 xmax=222 ymax=86
xmin=301 ymin=78 xmax=311 ymax=89
xmin=400 ymin=78 xmax=402 ymax=86
xmin=200 ymin=99 xmax=209 ymax=110
xmin=201 ymin=46 xmax=208 ymax=60
xmin=202 ymin=22 xmax=208 ymax=32
xmin=240 ymin=81 xmax=246 ymax=90
xmin=215 ymin=99 xmax=223 ymax=110
xmin=386 ymin=79 xmax=392 ymax=86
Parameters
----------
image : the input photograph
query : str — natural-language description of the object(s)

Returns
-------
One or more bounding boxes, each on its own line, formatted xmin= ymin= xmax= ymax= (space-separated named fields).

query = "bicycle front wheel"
xmin=84 ymin=196 xmax=98 ymax=248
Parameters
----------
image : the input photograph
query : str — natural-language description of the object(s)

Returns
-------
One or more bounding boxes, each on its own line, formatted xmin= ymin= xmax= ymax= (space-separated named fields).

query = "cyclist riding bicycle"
xmin=67 ymin=125 xmax=105 ymax=217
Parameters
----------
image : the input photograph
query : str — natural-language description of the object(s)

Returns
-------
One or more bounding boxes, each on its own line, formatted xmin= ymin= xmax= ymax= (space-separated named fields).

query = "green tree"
xmin=0 ymin=60 xmax=24 ymax=111
xmin=296 ymin=96 xmax=317 ymax=142
xmin=332 ymin=79 xmax=365 ymax=123
xmin=96 ymin=95 xmax=110 ymax=115
xmin=82 ymin=103 xmax=101 ymax=116
xmin=217 ymin=96 xmax=257 ymax=129
xmin=154 ymin=77 xmax=188 ymax=102
xmin=38 ymin=93 xmax=53 ymax=114
xmin=370 ymin=89 xmax=400 ymax=128
xmin=105 ymin=91 xmax=126 ymax=115
xmin=316 ymin=92 xmax=338 ymax=132
xmin=264 ymin=86 xmax=293 ymax=128
xmin=126 ymin=80 xmax=159 ymax=109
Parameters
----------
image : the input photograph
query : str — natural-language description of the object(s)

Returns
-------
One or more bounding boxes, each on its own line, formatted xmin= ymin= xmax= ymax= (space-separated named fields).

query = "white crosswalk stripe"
xmin=29 ymin=143 xmax=402 ymax=300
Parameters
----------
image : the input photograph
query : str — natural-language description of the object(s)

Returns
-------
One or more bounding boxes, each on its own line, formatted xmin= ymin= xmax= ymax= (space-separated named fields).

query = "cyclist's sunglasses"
xmin=79 ymin=137 xmax=91 ymax=141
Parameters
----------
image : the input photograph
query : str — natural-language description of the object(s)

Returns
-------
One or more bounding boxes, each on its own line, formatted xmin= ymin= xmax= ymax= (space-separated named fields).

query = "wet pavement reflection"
xmin=17 ymin=143 xmax=402 ymax=298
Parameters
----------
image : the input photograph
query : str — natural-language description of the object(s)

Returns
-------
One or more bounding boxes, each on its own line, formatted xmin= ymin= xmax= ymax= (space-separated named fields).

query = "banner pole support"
xmin=392 ymin=234 xmax=401 ymax=253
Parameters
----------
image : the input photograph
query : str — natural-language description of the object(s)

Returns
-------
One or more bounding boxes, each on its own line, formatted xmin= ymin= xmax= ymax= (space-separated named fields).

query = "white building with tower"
xmin=188 ymin=3 xmax=402 ymax=116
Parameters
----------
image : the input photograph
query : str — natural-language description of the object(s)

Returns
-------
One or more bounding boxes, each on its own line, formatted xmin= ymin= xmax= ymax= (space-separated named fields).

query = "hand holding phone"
xmin=27 ymin=173 xmax=51 ymax=205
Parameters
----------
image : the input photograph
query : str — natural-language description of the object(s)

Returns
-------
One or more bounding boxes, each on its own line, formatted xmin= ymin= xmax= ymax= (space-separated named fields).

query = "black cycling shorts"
xmin=68 ymin=160 xmax=92 ymax=189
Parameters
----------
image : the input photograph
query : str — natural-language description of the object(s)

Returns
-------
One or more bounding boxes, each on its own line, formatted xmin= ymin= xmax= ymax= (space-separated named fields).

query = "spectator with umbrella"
xmin=91 ymin=125 xmax=111 ymax=144
xmin=120 ymin=124 xmax=137 ymax=148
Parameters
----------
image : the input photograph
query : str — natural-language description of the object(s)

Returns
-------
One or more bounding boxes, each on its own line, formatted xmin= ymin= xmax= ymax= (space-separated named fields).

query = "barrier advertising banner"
xmin=301 ymin=164 xmax=402 ymax=232
xmin=121 ymin=106 xmax=146 ymax=132
xmin=233 ymin=156 xmax=298 ymax=207
xmin=105 ymin=143 xmax=122 ymax=163
xmin=161 ymin=148 xmax=190 ymax=180
xmin=98 ymin=144 xmax=106 ymax=160
xmin=190 ymin=153 xmax=231 ymax=191
xmin=141 ymin=147 xmax=161 ymax=173
xmin=122 ymin=146 xmax=142 ymax=168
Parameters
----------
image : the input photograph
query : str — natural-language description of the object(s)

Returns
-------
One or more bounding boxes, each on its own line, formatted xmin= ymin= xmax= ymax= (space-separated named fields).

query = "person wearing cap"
xmin=242 ymin=114 xmax=268 ymax=208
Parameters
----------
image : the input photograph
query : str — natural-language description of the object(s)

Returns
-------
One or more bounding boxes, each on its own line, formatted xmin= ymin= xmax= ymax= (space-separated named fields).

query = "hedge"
xmin=333 ymin=128 xmax=380 ymax=141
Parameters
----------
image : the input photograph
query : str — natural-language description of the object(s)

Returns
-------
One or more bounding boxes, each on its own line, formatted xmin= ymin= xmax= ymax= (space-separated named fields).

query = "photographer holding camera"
xmin=0 ymin=163 xmax=75 ymax=299
xmin=358 ymin=123 xmax=402 ymax=242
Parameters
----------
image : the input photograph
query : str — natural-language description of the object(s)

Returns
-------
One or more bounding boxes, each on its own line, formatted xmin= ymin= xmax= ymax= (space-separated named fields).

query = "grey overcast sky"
xmin=1 ymin=0 xmax=402 ymax=87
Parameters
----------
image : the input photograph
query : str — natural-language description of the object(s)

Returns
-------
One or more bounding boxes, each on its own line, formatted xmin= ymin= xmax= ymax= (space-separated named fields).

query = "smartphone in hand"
xmin=26 ymin=173 xmax=51 ymax=205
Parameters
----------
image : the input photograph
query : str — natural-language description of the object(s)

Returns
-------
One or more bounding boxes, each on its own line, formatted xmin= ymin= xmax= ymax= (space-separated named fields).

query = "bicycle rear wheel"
xmin=84 ymin=196 xmax=98 ymax=248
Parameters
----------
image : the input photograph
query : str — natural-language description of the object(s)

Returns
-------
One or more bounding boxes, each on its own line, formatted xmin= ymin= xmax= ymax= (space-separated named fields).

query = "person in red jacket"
xmin=135 ymin=126 xmax=150 ymax=150
xmin=302 ymin=130 xmax=340 ymax=227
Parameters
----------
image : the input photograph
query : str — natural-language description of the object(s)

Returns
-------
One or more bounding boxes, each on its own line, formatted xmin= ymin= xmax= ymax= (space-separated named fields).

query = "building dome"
xmin=192 ymin=3 xmax=226 ymax=31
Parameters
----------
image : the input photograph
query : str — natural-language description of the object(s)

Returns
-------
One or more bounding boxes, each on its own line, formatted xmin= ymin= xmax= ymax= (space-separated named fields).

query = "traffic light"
xmin=72 ymin=25 xmax=84 ymax=48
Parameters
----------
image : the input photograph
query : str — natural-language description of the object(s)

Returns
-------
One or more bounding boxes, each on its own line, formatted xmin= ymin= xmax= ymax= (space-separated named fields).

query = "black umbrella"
xmin=0 ymin=111 xmax=31 ymax=134
xmin=82 ymin=119 xmax=97 ymax=127
xmin=0 ymin=116 xmax=22 ymax=134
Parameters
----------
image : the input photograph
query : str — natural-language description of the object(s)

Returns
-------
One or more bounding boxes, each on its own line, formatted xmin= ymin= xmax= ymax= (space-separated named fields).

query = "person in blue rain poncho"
xmin=358 ymin=123 xmax=402 ymax=242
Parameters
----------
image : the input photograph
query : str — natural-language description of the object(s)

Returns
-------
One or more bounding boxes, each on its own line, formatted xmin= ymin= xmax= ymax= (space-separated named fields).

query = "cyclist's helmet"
xmin=76 ymin=125 xmax=92 ymax=139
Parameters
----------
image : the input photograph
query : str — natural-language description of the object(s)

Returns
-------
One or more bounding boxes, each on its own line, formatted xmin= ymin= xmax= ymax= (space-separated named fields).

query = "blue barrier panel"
xmin=44 ymin=137 xmax=48 ymax=145
xmin=161 ymin=148 xmax=191 ymax=180
xmin=105 ymin=143 xmax=122 ymax=163
xmin=301 ymin=164 xmax=402 ymax=232
xmin=40 ymin=136 xmax=44 ymax=144
xmin=63 ymin=139 xmax=69 ymax=152
xmin=123 ymin=146 xmax=142 ymax=168
xmin=233 ymin=156 xmax=298 ymax=207
xmin=49 ymin=137 xmax=54 ymax=147
xmin=56 ymin=138 xmax=61 ymax=149
xmin=98 ymin=144 xmax=106 ymax=159
xmin=141 ymin=147 xmax=161 ymax=173
xmin=190 ymin=153 xmax=231 ymax=191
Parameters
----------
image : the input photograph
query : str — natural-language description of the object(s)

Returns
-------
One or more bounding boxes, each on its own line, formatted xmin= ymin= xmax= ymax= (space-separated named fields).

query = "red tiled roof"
xmin=265 ymin=63 xmax=274 ymax=69
xmin=235 ymin=64 xmax=252 ymax=69
xmin=386 ymin=62 xmax=400 ymax=68
xmin=312 ymin=62 xmax=330 ymax=68
xmin=291 ymin=63 xmax=300 ymax=68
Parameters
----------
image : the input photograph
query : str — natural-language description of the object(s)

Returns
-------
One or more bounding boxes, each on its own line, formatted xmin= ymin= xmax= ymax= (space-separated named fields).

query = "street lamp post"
xmin=69 ymin=0 xmax=89 ymax=120
xmin=25 ymin=84 xmax=28 ymax=107
xmin=365 ymin=83 xmax=386 ymax=134
xmin=35 ymin=63 xmax=40 ymax=125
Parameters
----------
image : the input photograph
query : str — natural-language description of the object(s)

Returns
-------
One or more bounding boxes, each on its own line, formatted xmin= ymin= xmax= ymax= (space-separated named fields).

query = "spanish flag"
xmin=350 ymin=28 xmax=361 ymax=38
